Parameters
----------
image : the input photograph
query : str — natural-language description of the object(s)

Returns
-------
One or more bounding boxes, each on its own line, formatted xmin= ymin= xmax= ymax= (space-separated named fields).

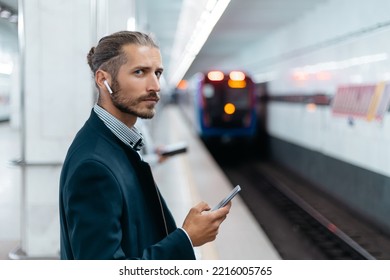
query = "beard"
xmin=110 ymin=81 xmax=160 ymax=119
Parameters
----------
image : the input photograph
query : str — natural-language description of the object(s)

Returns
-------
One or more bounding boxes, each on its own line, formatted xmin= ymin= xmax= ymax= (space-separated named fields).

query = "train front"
xmin=197 ymin=70 xmax=257 ymax=141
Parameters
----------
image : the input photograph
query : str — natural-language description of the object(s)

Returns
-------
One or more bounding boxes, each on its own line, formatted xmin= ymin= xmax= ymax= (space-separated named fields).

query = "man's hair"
xmin=87 ymin=31 xmax=159 ymax=79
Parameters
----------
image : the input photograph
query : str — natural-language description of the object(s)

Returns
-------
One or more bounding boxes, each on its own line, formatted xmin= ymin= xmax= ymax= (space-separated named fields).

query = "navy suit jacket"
xmin=59 ymin=110 xmax=195 ymax=260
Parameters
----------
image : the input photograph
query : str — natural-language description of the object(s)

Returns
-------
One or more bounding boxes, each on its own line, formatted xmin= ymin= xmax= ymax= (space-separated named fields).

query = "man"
xmin=59 ymin=31 xmax=231 ymax=260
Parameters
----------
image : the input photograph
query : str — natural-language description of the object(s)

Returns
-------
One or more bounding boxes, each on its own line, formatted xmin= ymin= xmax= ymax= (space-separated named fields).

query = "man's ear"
xmin=95 ymin=70 xmax=112 ymax=93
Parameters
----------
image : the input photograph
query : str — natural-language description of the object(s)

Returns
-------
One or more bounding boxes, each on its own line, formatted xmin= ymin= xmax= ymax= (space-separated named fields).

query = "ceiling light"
xmin=169 ymin=0 xmax=231 ymax=87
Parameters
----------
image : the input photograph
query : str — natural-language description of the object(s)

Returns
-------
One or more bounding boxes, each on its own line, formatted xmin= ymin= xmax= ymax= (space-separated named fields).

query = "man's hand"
xmin=182 ymin=201 xmax=231 ymax=247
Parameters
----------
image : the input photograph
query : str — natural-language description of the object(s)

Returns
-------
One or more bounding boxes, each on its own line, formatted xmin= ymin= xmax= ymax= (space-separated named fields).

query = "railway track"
xmin=205 ymin=142 xmax=390 ymax=259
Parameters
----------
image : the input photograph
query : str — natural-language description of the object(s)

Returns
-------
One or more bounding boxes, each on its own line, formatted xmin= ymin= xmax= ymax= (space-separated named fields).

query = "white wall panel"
xmin=268 ymin=102 xmax=390 ymax=177
xmin=24 ymin=0 xmax=93 ymax=163
xmin=21 ymin=0 xmax=94 ymax=257
xmin=267 ymin=103 xmax=326 ymax=151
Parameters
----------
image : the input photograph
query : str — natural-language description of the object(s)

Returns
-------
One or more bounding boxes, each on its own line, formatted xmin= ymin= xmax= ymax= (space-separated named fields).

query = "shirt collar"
xmin=93 ymin=104 xmax=144 ymax=151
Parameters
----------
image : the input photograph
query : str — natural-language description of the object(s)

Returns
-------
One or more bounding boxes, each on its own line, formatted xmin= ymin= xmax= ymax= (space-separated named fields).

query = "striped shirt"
xmin=93 ymin=104 xmax=144 ymax=151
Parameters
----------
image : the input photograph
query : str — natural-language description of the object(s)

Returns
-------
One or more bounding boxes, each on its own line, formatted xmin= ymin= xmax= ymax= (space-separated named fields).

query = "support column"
xmin=10 ymin=0 xmax=94 ymax=258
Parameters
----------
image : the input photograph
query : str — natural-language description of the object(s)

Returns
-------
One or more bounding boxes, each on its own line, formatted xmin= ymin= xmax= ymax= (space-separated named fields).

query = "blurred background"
xmin=0 ymin=0 xmax=390 ymax=260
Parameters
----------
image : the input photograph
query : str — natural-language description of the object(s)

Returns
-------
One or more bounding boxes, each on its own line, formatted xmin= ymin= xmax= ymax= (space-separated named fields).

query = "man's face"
xmin=111 ymin=44 xmax=163 ymax=119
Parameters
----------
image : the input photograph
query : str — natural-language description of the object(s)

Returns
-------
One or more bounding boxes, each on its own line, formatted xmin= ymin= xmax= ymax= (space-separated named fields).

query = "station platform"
xmin=149 ymin=104 xmax=281 ymax=260
xmin=0 ymin=103 xmax=281 ymax=260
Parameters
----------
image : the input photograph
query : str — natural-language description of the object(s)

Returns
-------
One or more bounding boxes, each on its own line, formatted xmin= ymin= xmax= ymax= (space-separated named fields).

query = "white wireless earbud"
xmin=103 ymin=80 xmax=113 ymax=94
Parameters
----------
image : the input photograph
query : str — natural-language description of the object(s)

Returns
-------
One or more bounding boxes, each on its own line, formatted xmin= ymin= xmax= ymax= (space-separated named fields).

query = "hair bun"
xmin=87 ymin=47 xmax=96 ymax=69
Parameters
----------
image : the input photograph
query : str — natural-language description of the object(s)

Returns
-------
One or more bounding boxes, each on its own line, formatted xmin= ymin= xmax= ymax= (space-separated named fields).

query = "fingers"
xmin=220 ymin=201 xmax=232 ymax=212
xmin=182 ymin=200 xmax=233 ymax=247
xmin=211 ymin=201 xmax=231 ymax=217
xmin=193 ymin=201 xmax=211 ymax=212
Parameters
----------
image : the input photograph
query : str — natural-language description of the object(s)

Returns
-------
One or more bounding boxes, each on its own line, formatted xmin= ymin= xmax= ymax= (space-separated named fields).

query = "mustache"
xmin=112 ymin=90 xmax=160 ymax=102
xmin=141 ymin=92 xmax=160 ymax=102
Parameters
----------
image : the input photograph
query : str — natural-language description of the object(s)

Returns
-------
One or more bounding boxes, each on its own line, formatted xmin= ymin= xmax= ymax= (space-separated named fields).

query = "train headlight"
xmin=207 ymin=71 xmax=224 ymax=81
xmin=229 ymin=71 xmax=245 ymax=81
xmin=224 ymin=103 xmax=236 ymax=115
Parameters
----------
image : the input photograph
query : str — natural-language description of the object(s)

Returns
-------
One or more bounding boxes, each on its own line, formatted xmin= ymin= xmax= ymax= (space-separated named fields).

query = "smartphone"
xmin=160 ymin=141 xmax=188 ymax=156
xmin=211 ymin=185 xmax=241 ymax=211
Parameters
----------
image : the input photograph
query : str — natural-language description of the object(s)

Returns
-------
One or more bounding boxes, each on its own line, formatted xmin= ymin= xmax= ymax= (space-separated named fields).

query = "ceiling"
xmin=1 ymin=0 xmax=329 ymax=85
xmin=143 ymin=0 xmax=328 ymax=85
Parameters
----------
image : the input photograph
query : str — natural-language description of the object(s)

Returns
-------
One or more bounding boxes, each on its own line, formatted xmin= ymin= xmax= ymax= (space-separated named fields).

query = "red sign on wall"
xmin=332 ymin=83 xmax=390 ymax=121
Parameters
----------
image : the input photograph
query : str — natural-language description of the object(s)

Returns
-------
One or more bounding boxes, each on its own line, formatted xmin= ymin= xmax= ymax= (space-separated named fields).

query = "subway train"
xmin=176 ymin=70 xmax=257 ymax=142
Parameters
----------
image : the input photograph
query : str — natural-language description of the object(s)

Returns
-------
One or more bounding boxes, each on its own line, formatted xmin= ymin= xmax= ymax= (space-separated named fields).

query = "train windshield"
xmin=203 ymin=82 xmax=251 ymax=110
xmin=225 ymin=87 xmax=250 ymax=109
